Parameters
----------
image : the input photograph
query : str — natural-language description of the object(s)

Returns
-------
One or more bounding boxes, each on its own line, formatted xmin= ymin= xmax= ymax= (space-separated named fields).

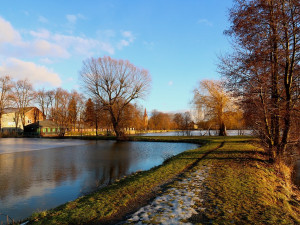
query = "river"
xmin=0 ymin=138 xmax=198 ymax=223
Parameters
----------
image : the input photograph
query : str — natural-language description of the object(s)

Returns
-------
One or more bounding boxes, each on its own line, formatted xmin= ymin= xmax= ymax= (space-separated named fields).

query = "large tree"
xmin=193 ymin=80 xmax=233 ymax=136
xmin=80 ymin=56 xmax=151 ymax=138
xmin=219 ymin=0 xmax=300 ymax=162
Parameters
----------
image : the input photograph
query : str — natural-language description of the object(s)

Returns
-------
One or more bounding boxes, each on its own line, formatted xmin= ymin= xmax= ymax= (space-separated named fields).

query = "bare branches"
xmin=193 ymin=80 xmax=238 ymax=136
xmin=11 ymin=79 xmax=34 ymax=128
xmin=220 ymin=0 xmax=300 ymax=162
xmin=80 ymin=56 xmax=151 ymax=138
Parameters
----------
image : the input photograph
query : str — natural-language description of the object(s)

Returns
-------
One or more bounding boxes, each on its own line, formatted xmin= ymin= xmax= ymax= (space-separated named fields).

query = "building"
xmin=24 ymin=120 xmax=62 ymax=137
xmin=143 ymin=108 xmax=148 ymax=130
xmin=1 ymin=107 xmax=45 ymax=133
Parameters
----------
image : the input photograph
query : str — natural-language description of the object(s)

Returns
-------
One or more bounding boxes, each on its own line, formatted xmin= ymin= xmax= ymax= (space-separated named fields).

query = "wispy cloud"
xmin=118 ymin=31 xmax=135 ymax=49
xmin=0 ymin=16 xmax=135 ymax=59
xmin=38 ymin=16 xmax=48 ymax=23
xmin=0 ymin=17 xmax=22 ymax=43
xmin=168 ymin=81 xmax=173 ymax=86
xmin=197 ymin=19 xmax=213 ymax=27
xmin=23 ymin=11 xmax=29 ymax=16
xmin=66 ymin=14 xmax=85 ymax=24
xmin=40 ymin=58 xmax=53 ymax=64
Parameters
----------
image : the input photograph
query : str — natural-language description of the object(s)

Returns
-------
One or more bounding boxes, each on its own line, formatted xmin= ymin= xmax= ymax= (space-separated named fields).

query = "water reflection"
xmin=0 ymin=139 xmax=198 ymax=222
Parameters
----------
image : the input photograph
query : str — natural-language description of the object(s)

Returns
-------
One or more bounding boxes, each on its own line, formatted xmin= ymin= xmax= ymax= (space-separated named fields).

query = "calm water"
xmin=0 ymin=138 xmax=198 ymax=222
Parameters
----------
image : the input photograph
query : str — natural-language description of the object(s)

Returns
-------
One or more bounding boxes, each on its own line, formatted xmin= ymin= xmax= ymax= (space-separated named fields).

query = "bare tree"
xmin=80 ymin=56 xmax=151 ymax=139
xmin=219 ymin=0 xmax=300 ymax=163
xmin=12 ymin=79 xmax=34 ymax=129
xmin=50 ymin=88 xmax=70 ymax=136
xmin=193 ymin=80 xmax=233 ymax=136
xmin=0 ymin=75 xmax=13 ymax=130
xmin=35 ymin=89 xmax=55 ymax=119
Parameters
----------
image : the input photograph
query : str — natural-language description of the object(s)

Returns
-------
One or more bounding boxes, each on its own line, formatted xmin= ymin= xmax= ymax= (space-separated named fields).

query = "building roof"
xmin=3 ymin=107 xmax=36 ymax=114
xmin=25 ymin=120 xmax=58 ymax=129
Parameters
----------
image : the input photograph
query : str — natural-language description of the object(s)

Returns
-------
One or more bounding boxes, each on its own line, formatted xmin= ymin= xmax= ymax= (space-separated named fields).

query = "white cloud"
xmin=118 ymin=31 xmax=135 ymax=49
xmin=168 ymin=81 xmax=173 ymax=86
xmin=31 ymin=39 xmax=70 ymax=57
xmin=121 ymin=31 xmax=135 ymax=42
xmin=0 ymin=16 xmax=135 ymax=60
xmin=197 ymin=19 xmax=213 ymax=26
xmin=0 ymin=17 xmax=22 ymax=43
xmin=0 ymin=58 xmax=62 ymax=87
xmin=51 ymin=33 xmax=115 ymax=55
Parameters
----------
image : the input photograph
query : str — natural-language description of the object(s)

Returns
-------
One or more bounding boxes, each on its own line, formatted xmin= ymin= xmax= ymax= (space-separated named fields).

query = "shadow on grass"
xmin=179 ymin=149 xmax=269 ymax=164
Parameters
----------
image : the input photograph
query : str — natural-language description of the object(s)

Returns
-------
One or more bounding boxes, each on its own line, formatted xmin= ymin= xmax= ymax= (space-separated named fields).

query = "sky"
xmin=0 ymin=0 xmax=233 ymax=113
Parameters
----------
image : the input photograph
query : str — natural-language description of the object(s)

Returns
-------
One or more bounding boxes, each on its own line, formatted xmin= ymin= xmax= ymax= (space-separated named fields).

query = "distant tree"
xmin=0 ymin=75 xmax=13 ymax=130
xmin=173 ymin=113 xmax=184 ymax=130
xmin=35 ymin=89 xmax=55 ymax=119
xmin=193 ymin=80 xmax=233 ymax=136
xmin=12 ymin=79 xmax=34 ymax=129
xmin=68 ymin=95 xmax=77 ymax=131
xmin=80 ymin=56 xmax=151 ymax=139
xmin=50 ymin=88 xmax=70 ymax=136
xmin=119 ymin=103 xmax=144 ymax=130
xmin=84 ymin=98 xmax=96 ymax=128
xmin=172 ymin=112 xmax=193 ymax=135
xmin=149 ymin=110 xmax=173 ymax=130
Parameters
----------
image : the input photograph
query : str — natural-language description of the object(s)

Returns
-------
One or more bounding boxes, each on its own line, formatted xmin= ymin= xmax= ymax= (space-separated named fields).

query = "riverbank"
xmin=25 ymin=136 xmax=299 ymax=224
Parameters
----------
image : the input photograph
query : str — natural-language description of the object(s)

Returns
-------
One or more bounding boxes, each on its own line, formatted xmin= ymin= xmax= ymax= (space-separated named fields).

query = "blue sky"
xmin=0 ymin=0 xmax=233 ymax=113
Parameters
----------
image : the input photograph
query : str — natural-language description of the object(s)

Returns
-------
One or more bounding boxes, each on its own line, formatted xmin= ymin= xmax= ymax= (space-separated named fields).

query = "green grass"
xmin=192 ymin=139 xmax=300 ymax=225
xmin=24 ymin=136 xmax=299 ymax=225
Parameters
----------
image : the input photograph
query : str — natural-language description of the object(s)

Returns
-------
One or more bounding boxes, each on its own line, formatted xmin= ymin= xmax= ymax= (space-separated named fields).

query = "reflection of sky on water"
xmin=0 ymin=138 xmax=87 ymax=154
xmin=0 ymin=139 xmax=198 ymax=222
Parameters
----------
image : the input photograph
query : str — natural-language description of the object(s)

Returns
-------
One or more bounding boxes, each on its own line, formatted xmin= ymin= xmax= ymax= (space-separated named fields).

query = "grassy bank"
xmin=189 ymin=139 xmax=300 ymax=224
xmin=25 ymin=136 xmax=299 ymax=224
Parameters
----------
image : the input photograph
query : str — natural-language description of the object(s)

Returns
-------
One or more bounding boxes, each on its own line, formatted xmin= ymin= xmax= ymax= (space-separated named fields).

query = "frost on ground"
xmin=124 ymin=166 xmax=209 ymax=225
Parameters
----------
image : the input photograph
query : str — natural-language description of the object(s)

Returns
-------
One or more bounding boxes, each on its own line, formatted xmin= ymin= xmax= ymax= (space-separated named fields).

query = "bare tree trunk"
xmin=219 ymin=122 xmax=227 ymax=136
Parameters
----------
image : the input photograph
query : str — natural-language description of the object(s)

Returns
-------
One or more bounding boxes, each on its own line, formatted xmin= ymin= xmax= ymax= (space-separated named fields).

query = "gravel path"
xmin=123 ymin=166 xmax=209 ymax=225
